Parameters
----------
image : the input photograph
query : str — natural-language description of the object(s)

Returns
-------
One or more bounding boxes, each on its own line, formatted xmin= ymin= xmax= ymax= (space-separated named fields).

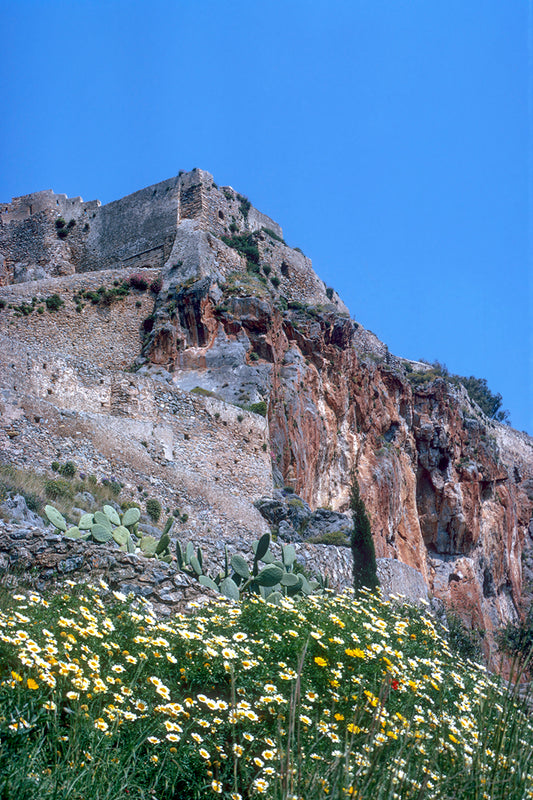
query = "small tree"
xmin=350 ymin=475 xmax=379 ymax=592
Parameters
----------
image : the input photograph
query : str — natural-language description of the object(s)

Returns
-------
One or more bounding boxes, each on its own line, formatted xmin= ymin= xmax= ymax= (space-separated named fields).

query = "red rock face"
xmin=146 ymin=283 xmax=533 ymax=666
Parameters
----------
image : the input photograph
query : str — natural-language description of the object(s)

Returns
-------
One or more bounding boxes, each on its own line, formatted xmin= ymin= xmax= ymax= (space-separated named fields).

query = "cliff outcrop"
xmin=1 ymin=170 xmax=532 ymax=667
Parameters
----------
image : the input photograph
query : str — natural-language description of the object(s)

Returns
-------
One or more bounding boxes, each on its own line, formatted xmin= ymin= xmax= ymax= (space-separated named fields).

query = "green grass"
xmin=0 ymin=585 xmax=532 ymax=799
xmin=0 ymin=465 xmax=123 ymax=523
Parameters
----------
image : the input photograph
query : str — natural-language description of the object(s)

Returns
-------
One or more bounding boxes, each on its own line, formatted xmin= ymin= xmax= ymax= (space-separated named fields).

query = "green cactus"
xmin=174 ymin=532 xmax=323 ymax=603
xmin=122 ymin=507 xmax=140 ymax=528
xmin=140 ymin=536 xmax=158 ymax=556
xmin=91 ymin=524 xmax=113 ymax=543
xmin=44 ymin=501 xmax=172 ymax=560
xmin=78 ymin=513 xmax=94 ymax=530
xmin=103 ymin=505 xmax=121 ymax=526
xmin=94 ymin=511 xmax=112 ymax=530
xmin=44 ymin=505 xmax=67 ymax=532
xmin=112 ymin=526 xmax=130 ymax=546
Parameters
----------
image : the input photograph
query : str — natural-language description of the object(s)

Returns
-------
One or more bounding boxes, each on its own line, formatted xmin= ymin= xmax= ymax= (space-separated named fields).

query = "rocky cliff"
xmin=1 ymin=170 xmax=532 ymax=667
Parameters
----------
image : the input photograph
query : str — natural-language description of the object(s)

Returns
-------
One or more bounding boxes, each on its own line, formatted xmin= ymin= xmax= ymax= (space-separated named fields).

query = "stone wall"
xmin=0 ymin=518 xmax=430 ymax=617
xmin=0 ymin=190 xmax=100 ymax=225
xmin=80 ymin=177 xmax=182 ymax=272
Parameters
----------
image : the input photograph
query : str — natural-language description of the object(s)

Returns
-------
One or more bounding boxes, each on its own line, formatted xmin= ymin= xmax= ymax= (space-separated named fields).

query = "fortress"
xmin=0 ymin=169 xmax=286 ymax=282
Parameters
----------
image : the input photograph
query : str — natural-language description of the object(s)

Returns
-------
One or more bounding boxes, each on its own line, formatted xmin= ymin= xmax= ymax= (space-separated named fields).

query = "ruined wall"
xmin=0 ymin=170 xmax=284 ymax=283
xmin=0 ymin=190 xmax=100 ymax=224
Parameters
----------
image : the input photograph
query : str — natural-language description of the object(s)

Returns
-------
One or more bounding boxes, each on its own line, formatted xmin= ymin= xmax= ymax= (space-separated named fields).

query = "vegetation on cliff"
xmin=350 ymin=477 xmax=379 ymax=592
xmin=407 ymin=361 xmax=510 ymax=423
xmin=1 ymin=584 xmax=532 ymax=799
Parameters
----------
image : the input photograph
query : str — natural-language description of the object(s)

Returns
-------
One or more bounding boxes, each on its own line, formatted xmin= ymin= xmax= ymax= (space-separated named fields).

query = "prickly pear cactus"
xmin=44 ymin=503 xmax=173 ymax=561
xmin=174 ymin=533 xmax=322 ymax=603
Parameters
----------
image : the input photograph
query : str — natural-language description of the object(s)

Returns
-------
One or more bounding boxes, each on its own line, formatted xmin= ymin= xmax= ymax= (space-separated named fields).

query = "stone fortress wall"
xmin=0 ymin=170 xmax=345 ymax=312
xmin=1 ymin=169 xmax=283 ymax=277
xmin=0 ymin=189 xmax=100 ymax=224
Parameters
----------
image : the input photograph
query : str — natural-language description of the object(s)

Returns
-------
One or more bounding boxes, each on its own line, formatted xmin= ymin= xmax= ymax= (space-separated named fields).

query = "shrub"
xmin=325 ymin=286 xmax=334 ymax=300
xmin=44 ymin=478 xmax=74 ymax=501
xmin=121 ymin=500 xmax=141 ymax=512
xmin=221 ymin=232 xmax=260 ymax=270
xmin=445 ymin=610 xmax=484 ymax=662
xmin=458 ymin=375 xmax=510 ymax=423
xmin=271 ymin=275 xmax=280 ymax=288
xmin=237 ymin=193 xmax=251 ymax=219
xmin=58 ymin=461 xmax=76 ymax=479
xmin=497 ymin=610 xmax=533 ymax=664
xmin=51 ymin=462 xmax=60 ymax=472
xmin=262 ymin=226 xmax=285 ymax=243
xmin=45 ymin=294 xmax=64 ymax=312
xmin=146 ymin=498 xmax=162 ymax=522
xmin=308 ymin=530 xmax=350 ymax=546
xmin=149 ymin=278 xmax=162 ymax=294
xmin=248 ymin=400 xmax=267 ymax=417
xmin=101 ymin=478 xmax=121 ymax=496
xmin=129 ymin=273 xmax=149 ymax=291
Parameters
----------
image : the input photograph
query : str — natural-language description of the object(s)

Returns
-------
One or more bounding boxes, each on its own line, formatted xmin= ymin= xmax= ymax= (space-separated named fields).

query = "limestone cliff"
xmin=1 ymin=170 xmax=532 ymax=667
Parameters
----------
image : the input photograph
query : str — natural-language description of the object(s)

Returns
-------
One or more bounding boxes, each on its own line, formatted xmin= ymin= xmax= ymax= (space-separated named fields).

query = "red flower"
xmin=391 ymin=680 xmax=399 ymax=690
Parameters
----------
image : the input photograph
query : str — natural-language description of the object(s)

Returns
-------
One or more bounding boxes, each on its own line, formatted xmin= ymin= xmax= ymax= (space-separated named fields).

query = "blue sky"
xmin=1 ymin=0 xmax=531 ymax=433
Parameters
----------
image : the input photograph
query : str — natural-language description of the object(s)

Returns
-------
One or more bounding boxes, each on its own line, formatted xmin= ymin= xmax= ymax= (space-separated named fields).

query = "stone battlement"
xmin=0 ymin=190 xmax=100 ymax=224
xmin=0 ymin=170 xmax=285 ymax=285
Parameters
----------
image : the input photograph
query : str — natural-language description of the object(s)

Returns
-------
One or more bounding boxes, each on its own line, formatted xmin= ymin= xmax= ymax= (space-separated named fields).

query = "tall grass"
xmin=0 ymin=464 xmax=123 ymax=522
xmin=0 ymin=584 xmax=532 ymax=799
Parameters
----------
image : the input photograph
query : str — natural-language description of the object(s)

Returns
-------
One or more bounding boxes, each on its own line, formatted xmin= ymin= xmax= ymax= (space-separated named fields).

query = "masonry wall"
xmin=0 ymin=190 xmax=100 ymax=225
xmin=79 ymin=177 xmax=183 ymax=272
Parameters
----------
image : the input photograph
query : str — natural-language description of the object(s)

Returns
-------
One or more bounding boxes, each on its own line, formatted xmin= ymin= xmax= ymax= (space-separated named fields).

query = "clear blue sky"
xmin=1 ymin=0 xmax=531 ymax=433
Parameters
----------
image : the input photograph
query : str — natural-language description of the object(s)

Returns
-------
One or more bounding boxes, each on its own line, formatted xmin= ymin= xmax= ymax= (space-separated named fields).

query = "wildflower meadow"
xmin=0 ymin=582 xmax=532 ymax=799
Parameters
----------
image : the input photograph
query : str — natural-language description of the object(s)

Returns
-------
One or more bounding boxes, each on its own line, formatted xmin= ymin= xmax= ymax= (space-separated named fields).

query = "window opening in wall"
xmin=218 ymin=210 xmax=224 ymax=220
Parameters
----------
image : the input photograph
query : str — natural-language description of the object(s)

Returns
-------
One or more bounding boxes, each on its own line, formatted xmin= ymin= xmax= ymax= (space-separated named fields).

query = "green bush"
xmin=58 ymin=461 xmax=76 ymax=479
xmin=407 ymin=362 xmax=510 ymax=423
xmin=220 ymin=232 xmax=260 ymax=270
xmin=45 ymin=294 xmax=64 ymax=312
xmin=248 ymin=400 xmax=267 ymax=417
xmin=44 ymin=478 xmax=74 ymax=501
xmin=262 ymin=226 xmax=285 ymax=244
xmin=444 ymin=610 xmax=484 ymax=662
xmin=308 ymin=530 xmax=350 ymax=546
xmin=497 ymin=610 xmax=533 ymax=664
xmin=146 ymin=498 xmax=162 ymax=522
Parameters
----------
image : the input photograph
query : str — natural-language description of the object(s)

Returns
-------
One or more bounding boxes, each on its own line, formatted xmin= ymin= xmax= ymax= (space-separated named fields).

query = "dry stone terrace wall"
xmin=0 ymin=520 xmax=430 ymax=616
xmin=0 ymin=268 xmax=159 ymax=369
